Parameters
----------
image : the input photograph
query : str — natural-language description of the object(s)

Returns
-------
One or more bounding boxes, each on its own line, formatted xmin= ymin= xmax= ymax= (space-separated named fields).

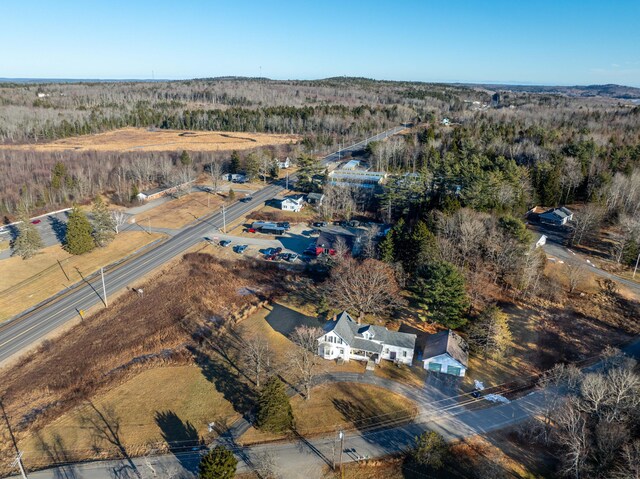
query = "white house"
xmin=317 ymin=311 xmax=416 ymax=365
xmin=422 ymin=330 xmax=468 ymax=377
xmin=280 ymin=196 xmax=304 ymax=212
xmin=276 ymin=157 xmax=291 ymax=169
xmin=221 ymin=173 xmax=247 ymax=183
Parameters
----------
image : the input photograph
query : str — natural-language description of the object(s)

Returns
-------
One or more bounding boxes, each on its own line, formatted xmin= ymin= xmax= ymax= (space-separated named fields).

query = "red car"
xmin=31 ymin=219 xmax=41 ymax=224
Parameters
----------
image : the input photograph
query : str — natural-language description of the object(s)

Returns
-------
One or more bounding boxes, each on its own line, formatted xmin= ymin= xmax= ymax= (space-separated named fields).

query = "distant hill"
xmin=467 ymin=83 xmax=640 ymax=99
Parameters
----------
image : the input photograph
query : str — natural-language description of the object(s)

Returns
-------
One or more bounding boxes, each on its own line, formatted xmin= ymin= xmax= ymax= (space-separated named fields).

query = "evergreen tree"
xmin=412 ymin=430 xmax=448 ymax=469
xmin=467 ymin=304 xmax=512 ymax=358
xmin=244 ymin=152 xmax=259 ymax=180
xmin=180 ymin=150 xmax=192 ymax=166
xmin=378 ymin=229 xmax=396 ymax=263
xmin=13 ymin=210 xmax=44 ymax=260
xmin=256 ymin=376 xmax=294 ymax=434
xmin=407 ymin=221 xmax=439 ymax=272
xmin=91 ymin=196 xmax=116 ymax=247
xmin=64 ymin=206 xmax=95 ymax=255
xmin=51 ymin=161 xmax=67 ymax=190
xmin=198 ymin=445 xmax=237 ymax=479
xmin=131 ymin=184 xmax=140 ymax=202
xmin=229 ymin=151 xmax=241 ymax=173
xmin=413 ymin=260 xmax=469 ymax=328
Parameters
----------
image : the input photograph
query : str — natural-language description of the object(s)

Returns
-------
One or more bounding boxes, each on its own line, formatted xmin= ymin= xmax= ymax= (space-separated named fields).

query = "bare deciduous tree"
xmin=324 ymin=258 xmax=403 ymax=320
xmin=242 ymin=336 xmax=273 ymax=388
xmin=287 ymin=326 xmax=324 ymax=401
xmin=565 ymin=261 xmax=587 ymax=294
xmin=111 ymin=210 xmax=128 ymax=234
xmin=572 ymin=204 xmax=605 ymax=246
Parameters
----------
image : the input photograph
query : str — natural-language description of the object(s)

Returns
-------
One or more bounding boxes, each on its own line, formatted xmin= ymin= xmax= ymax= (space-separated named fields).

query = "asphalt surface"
xmin=0 ymin=125 xmax=408 ymax=365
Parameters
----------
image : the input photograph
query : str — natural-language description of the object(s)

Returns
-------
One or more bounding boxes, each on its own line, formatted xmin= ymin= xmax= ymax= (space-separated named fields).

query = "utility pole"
xmin=101 ymin=267 xmax=108 ymax=307
xmin=634 ymin=251 xmax=640 ymax=279
xmin=285 ymin=172 xmax=289 ymax=191
xmin=1 ymin=398 xmax=28 ymax=479
xmin=338 ymin=430 xmax=344 ymax=476
xmin=222 ymin=204 xmax=226 ymax=234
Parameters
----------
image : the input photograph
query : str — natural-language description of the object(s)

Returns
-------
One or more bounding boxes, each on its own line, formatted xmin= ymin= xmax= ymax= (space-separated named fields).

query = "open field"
xmin=132 ymin=191 xmax=243 ymax=229
xmin=20 ymin=366 xmax=238 ymax=467
xmin=240 ymin=382 xmax=418 ymax=444
xmin=0 ymin=231 xmax=165 ymax=322
xmin=0 ymin=253 xmax=284 ymax=474
xmin=0 ymin=127 xmax=300 ymax=153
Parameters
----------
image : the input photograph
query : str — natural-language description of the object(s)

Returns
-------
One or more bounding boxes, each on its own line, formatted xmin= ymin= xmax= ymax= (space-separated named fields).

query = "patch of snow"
xmin=237 ymin=287 xmax=255 ymax=296
xmin=474 ymin=380 xmax=485 ymax=390
xmin=484 ymin=394 xmax=510 ymax=404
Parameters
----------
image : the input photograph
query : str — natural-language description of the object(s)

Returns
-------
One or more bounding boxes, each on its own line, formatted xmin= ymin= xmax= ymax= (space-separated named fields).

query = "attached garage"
xmin=447 ymin=365 xmax=462 ymax=376
xmin=428 ymin=362 xmax=442 ymax=372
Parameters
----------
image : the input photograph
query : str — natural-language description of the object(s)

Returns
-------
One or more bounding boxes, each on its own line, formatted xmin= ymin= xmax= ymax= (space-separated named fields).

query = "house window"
xmin=339 ymin=349 xmax=344 ymax=354
xmin=384 ymin=348 xmax=389 ymax=354
xmin=338 ymin=338 xmax=342 ymax=344
xmin=403 ymin=351 xmax=407 ymax=357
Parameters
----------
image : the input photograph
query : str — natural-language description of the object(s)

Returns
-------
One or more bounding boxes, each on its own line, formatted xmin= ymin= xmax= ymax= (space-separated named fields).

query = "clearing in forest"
xmin=0 ymin=127 xmax=300 ymax=153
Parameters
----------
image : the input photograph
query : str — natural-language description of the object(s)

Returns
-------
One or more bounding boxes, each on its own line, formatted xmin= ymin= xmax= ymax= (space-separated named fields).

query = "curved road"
xmin=0 ymin=125 xmax=408 ymax=365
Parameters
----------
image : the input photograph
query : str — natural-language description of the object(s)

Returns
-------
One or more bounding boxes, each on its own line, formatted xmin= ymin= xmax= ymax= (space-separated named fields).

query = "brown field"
xmin=240 ymin=382 xmax=418 ymax=444
xmin=0 ymin=253 xmax=284 ymax=474
xmin=19 ymin=366 xmax=238 ymax=468
xmin=0 ymin=231 xmax=165 ymax=322
xmin=133 ymin=191 xmax=243 ymax=229
xmin=0 ymin=127 xmax=300 ymax=153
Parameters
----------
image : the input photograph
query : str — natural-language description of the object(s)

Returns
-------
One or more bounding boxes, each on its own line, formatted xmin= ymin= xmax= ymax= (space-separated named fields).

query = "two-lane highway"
xmin=0 ymin=124 xmax=408 ymax=364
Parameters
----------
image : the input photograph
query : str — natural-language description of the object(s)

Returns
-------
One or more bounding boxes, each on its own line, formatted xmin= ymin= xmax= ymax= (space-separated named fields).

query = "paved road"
xmin=0 ymin=125 xmax=407 ymax=365
xmin=535 ymin=226 xmax=640 ymax=297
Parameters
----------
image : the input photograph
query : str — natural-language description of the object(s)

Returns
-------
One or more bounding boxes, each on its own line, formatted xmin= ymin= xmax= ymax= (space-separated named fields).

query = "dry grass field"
xmin=0 ymin=128 xmax=299 ymax=153
xmin=20 ymin=366 xmax=238 ymax=468
xmin=240 ymin=383 xmax=418 ymax=444
xmin=0 ymin=253 xmax=284 ymax=474
xmin=0 ymin=231 xmax=165 ymax=321
xmin=133 ymin=191 xmax=242 ymax=229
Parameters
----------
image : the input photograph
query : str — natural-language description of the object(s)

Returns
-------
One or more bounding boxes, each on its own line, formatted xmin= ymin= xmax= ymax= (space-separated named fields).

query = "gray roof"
xmin=422 ymin=330 xmax=468 ymax=366
xmin=307 ymin=192 xmax=325 ymax=200
xmin=540 ymin=207 xmax=572 ymax=221
xmin=323 ymin=311 xmax=416 ymax=351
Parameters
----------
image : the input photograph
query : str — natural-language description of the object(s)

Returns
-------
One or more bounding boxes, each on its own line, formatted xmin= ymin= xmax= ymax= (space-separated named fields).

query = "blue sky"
xmin=2 ymin=0 xmax=639 ymax=86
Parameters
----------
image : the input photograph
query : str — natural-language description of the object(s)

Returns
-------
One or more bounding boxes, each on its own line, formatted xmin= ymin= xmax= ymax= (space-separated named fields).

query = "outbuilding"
xmin=422 ymin=330 xmax=468 ymax=377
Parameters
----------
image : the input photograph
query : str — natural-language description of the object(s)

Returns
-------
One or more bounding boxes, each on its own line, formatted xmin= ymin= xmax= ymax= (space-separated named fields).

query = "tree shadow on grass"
xmin=80 ymin=401 xmax=141 ymax=479
xmin=190 ymin=346 xmax=256 ymax=416
xmin=155 ymin=410 xmax=201 ymax=472
xmin=34 ymin=432 xmax=79 ymax=479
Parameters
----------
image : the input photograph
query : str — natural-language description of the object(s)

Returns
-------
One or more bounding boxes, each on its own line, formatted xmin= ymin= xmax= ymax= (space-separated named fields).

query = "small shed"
xmin=306 ymin=192 xmax=325 ymax=206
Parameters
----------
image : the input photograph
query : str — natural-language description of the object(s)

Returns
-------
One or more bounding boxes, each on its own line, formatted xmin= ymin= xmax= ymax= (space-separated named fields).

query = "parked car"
xmin=283 ymin=253 xmax=299 ymax=262
xmin=312 ymin=221 xmax=327 ymax=228
xmin=219 ymin=240 xmax=231 ymax=247
xmin=277 ymin=222 xmax=290 ymax=230
xmin=274 ymin=247 xmax=282 ymax=254
xmin=31 ymin=219 xmax=41 ymax=224
xmin=234 ymin=244 xmax=248 ymax=253
xmin=246 ymin=228 xmax=256 ymax=233
xmin=263 ymin=247 xmax=276 ymax=256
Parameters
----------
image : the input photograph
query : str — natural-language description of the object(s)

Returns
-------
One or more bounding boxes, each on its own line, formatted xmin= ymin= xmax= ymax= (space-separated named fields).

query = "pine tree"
xmin=229 ymin=151 xmax=241 ymax=173
xmin=91 ymin=196 xmax=116 ymax=247
xmin=408 ymin=221 xmax=438 ymax=272
xmin=413 ymin=260 xmax=469 ymax=328
xmin=64 ymin=206 xmax=95 ymax=255
xmin=198 ymin=445 xmax=237 ymax=479
xmin=131 ymin=184 xmax=140 ymax=202
xmin=180 ymin=150 xmax=192 ymax=166
xmin=378 ymin=229 xmax=396 ymax=263
xmin=256 ymin=376 xmax=294 ymax=434
xmin=13 ymin=210 xmax=44 ymax=260
xmin=467 ymin=304 xmax=512 ymax=358
xmin=244 ymin=152 xmax=259 ymax=180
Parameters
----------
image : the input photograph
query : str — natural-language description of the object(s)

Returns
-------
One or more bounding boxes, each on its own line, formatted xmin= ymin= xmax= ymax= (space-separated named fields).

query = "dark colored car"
xmin=234 ymin=244 xmax=248 ymax=253
xmin=240 ymin=196 xmax=253 ymax=203
xmin=312 ymin=221 xmax=327 ymax=228
xmin=31 ymin=219 xmax=41 ymax=224
xmin=471 ymin=390 xmax=482 ymax=399
xmin=274 ymin=247 xmax=282 ymax=254
xmin=263 ymin=247 xmax=276 ymax=256
xmin=219 ymin=240 xmax=231 ymax=247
